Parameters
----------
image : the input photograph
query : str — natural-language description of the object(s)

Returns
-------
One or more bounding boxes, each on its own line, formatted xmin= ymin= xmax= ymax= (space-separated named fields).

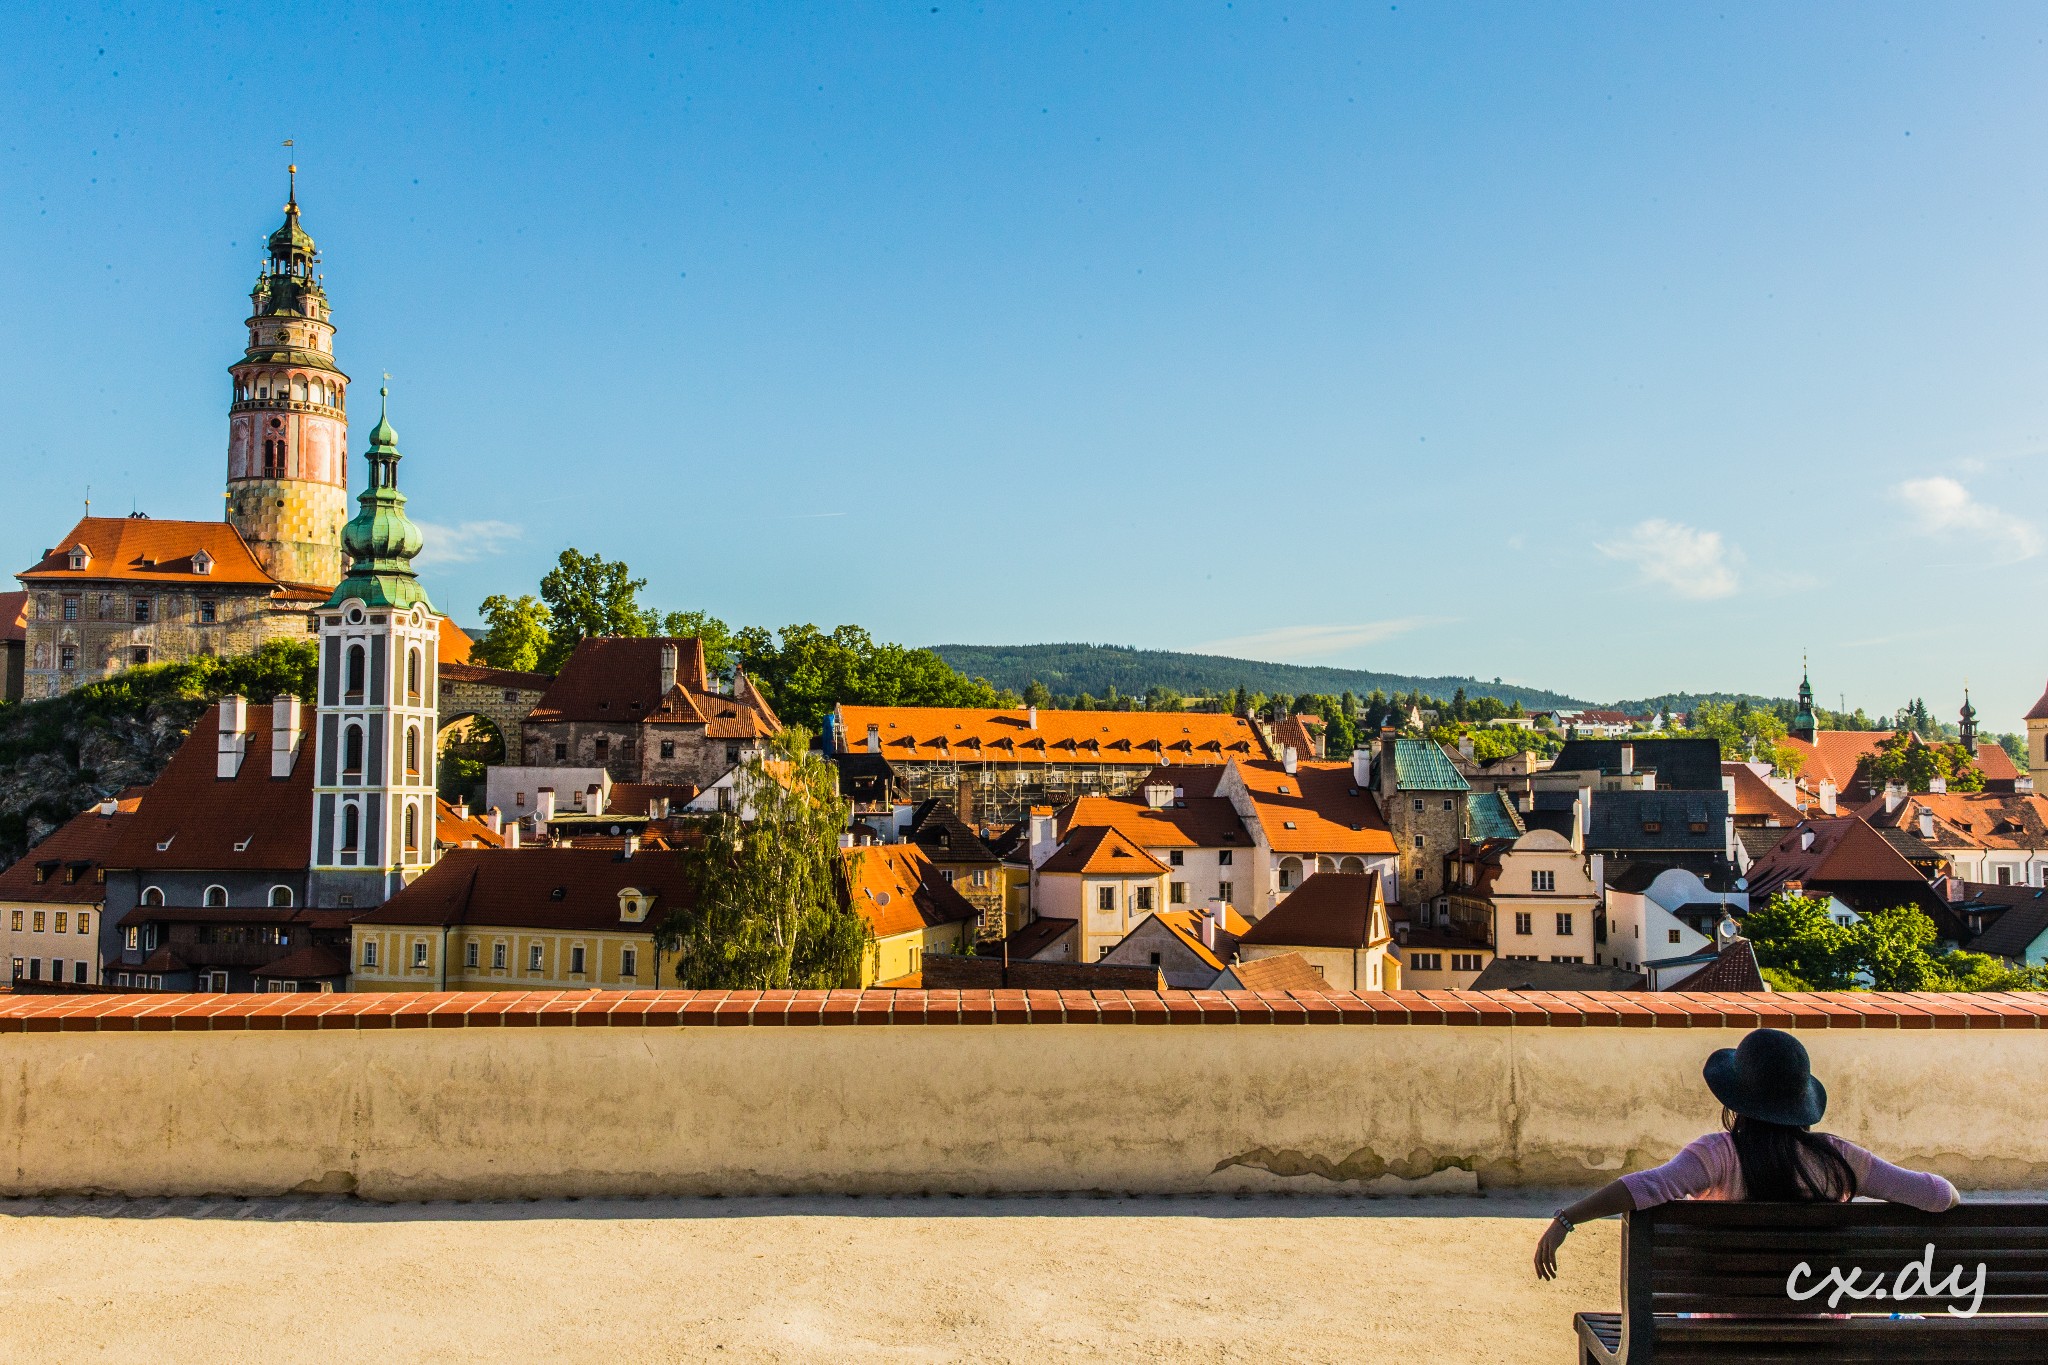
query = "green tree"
xmin=653 ymin=727 xmax=871 ymax=989
xmin=1855 ymin=730 xmax=1984 ymax=795
xmin=1680 ymin=699 xmax=1801 ymax=775
xmin=660 ymin=610 xmax=736 ymax=672
xmin=537 ymin=549 xmax=653 ymax=671
xmin=1742 ymin=892 xmax=1858 ymax=990
xmin=734 ymin=623 xmax=1018 ymax=732
xmin=1847 ymin=903 xmax=1944 ymax=991
xmin=472 ymin=594 xmax=552 ymax=673
xmin=1023 ymin=680 xmax=1053 ymax=709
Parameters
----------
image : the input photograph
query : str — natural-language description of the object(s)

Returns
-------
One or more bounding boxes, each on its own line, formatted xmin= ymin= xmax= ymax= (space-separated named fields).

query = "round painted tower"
xmin=225 ymin=168 xmax=350 ymax=589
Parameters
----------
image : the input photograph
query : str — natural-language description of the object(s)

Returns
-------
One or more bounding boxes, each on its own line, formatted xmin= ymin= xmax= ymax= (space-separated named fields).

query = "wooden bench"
xmin=1574 ymin=1200 xmax=2048 ymax=1362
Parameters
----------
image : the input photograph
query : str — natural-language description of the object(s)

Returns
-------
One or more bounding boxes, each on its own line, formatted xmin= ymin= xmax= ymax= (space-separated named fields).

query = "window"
xmin=938 ymin=869 xmax=954 ymax=884
xmin=143 ymin=886 xmax=164 ymax=906
xmin=199 ymin=600 xmax=217 ymax=624
xmin=343 ymin=725 xmax=364 ymax=776
xmin=1413 ymin=834 xmax=1423 ymax=849
xmin=1149 ymin=951 xmax=1162 ymax=966
xmin=971 ymin=870 xmax=986 ymax=887
xmin=492 ymin=942 xmax=507 ymax=970
xmin=1555 ymin=912 xmax=1574 ymax=936
xmin=1531 ymin=869 xmax=1555 ymax=892
xmin=412 ymin=941 xmax=429 ymax=969
xmin=270 ymin=886 xmax=293 ymax=907
xmin=204 ymin=886 xmax=227 ymax=908
xmin=62 ymin=596 xmax=79 ymax=621
xmin=465 ymin=941 xmax=480 ymax=969
xmin=6 ymin=911 xmax=16 ymax=931
xmin=528 ymin=944 xmax=544 ymax=971
xmin=406 ymin=648 xmax=421 ymax=699
xmin=1443 ymin=798 xmax=1454 ymax=811
xmin=1170 ymin=882 xmax=1188 ymax=905
xmin=73 ymin=961 xmax=88 ymax=985
xmin=31 ymin=912 xmax=45 ymax=933
xmin=59 ymin=644 xmax=77 ymax=670
xmin=1514 ymin=912 xmax=1533 ymax=935
xmin=622 ymin=948 xmax=638 ymax=978
xmin=405 ymin=726 xmax=420 ymax=776
xmin=1168 ymin=849 xmax=1184 ymax=867
xmin=1097 ymin=946 xmax=1112 ymax=961
xmin=1135 ymin=886 xmax=1154 ymax=912
xmin=1412 ymin=798 xmax=1424 ymax=813
xmin=660 ymin=740 xmax=675 ymax=759
xmin=554 ymin=743 xmax=568 ymax=761
xmin=1217 ymin=880 xmax=1233 ymax=902
xmin=124 ymin=926 xmax=139 ymax=950
xmin=1551 ymin=955 xmax=1585 ymax=964
xmin=571 ymin=945 xmax=586 ymax=974
xmin=727 ymin=746 xmax=741 ymax=764
xmin=132 ymin=647 xmax=151 ymax=666
xmin=53 ymin=912 xmax=66 ymax=933
xmin=1668 ymin=928 xmax=1683 ymax=944
xmin=403 ymin=803 xmax=418 ymax=853
xmin=1217 ymin=849 xmax=1233 ymax=866
xmin=593 ymin=737 xmax=609 ymax=761
xmin=345 ymin=645 xmax=365 ymax=697
xmin=1451 ymin=953 xmax=1483 ymax=973
xmin=342 ymin=804 xmax=360 ymax=852
xmin=1998 ymin=866 xmax=2014 ymax=886
xmin=1411 ymin=952 xmax=1442 ymax=972
xmin=362 ymin=941 xmax=378 ymax=968
xmin=26 ymin=959 xmax=39 ymax=981
xmin=1642 ymin=821 xmax=1662 ymax=834
xmin=133 ymin=598 xmax=152 ymax=623
xmin=1097 ymin=886 xmax=1116 ymax=911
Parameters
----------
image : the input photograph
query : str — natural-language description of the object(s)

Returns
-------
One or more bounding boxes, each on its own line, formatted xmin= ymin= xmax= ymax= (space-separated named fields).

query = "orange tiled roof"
xmin=1037 ymin=825 xmax=1171 ymax=877
xmin=1785 ymin=729 xmax=2015 ymax=795
xmin=1055 ymin=792 xmax=1250 ymax=849
xmin=840 ymin=844 xmax=978 ymax=939
xmin=1150 ymin=905 xmax=1253 ymax=972
xmin=528 ymin=637 xmax=779 ymax=740
xmin=1238 ymin=870 xmax=1388 ymax=949
xmin=1224 ymin=951 xmax=1332 ymax=992
xmin=356 ymin=845 xmax=689 ymax=930
xmin=438 ymin=660 xmax=552 ymax=690
xmin=0 ymin=590 xmax=26 ymax=645
xmin=1722 ymin=763 xmax=1803 ymax=825
xmin=1860 ymin=790 xmax=2048 ymax=851
xmin=0 ymin=794 xmax=140 ymax=903
xmin=437 ymin=618 xmax=473 ymax=664
xmin=18 ymin=516 xmax=281 ymax=588
xmin=1190 ymin=759 xmax=1397 ymax=856
xmin=835 ymin=705 xmax=1262 ymax=766
xmin=110 ymin=703 xmax=314 ymax=870
xmin=435 ymin=797 xmax=505 ymax=850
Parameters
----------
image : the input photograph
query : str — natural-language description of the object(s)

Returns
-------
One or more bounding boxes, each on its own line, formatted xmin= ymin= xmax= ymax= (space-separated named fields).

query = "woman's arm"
xmin=1833 ymin=1139 xmax=1959 ymax=1212
xmin=1533 ymin=1179 xmax=1636 ymax=1281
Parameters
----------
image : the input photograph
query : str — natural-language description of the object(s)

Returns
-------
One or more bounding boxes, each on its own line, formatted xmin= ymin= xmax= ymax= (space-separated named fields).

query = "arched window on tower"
xmin=405 ymin=725 xmax=420 ymax=777
xmin=341 ymin=804 xmax=360 ymax=853
xmin=292 ymin=376 xmax=308 ymax=402
xmin=403 ymin=803 xmax=419 ymax=856
xmin=345 ymin=645 xmax=365 ymax=699
xmin=407 ymin=648 xmax=421 ymax=700
xmin=343 ymin=724 xmax=364 ymax=778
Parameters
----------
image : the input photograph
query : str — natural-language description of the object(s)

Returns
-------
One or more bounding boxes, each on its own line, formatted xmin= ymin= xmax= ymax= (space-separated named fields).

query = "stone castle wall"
xmin=227 ymin=478 xmax=348 ymax=588
xmin=19 ymin=585 xmax=310 ymax=701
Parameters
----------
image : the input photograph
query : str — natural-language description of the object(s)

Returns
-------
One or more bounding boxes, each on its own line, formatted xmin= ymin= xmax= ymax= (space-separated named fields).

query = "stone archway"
xmin=437 ymin=712 xmax=505 ymax=805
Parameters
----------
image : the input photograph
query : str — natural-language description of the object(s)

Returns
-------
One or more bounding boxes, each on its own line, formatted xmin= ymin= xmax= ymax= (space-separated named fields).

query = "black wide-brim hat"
xmin=1703 ymin=1027 xmax=1827 ymax=1127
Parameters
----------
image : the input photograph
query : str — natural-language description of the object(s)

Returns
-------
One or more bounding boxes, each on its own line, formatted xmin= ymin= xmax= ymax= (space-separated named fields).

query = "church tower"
xmin=226 ymin=168 xmax=350 ymax=589
xmin=310 ymin=390 xmax=440 ymax=909
xmin=1790 ymin=661 xmax=1818 ymax=743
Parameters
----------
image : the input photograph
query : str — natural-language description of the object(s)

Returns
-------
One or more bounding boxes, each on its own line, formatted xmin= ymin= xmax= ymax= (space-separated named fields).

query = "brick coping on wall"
xmin=0 ymin=990 xmax=2044 ymax=1032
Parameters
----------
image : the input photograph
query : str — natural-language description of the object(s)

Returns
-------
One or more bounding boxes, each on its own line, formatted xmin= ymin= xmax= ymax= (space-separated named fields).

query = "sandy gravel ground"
xmin=0 ymin=1193 xmax=1617 ymax=1363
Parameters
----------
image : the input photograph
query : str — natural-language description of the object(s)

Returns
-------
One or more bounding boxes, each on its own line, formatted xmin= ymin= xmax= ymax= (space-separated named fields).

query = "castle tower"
xmin=226 ymin=167 xmax=350 ymax=589
xmin=310 ymin=390 xmax=440 ymax=908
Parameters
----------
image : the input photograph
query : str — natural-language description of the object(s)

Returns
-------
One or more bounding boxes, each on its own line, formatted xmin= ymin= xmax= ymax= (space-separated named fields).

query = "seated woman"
xmin=1534 ymin=1027 xmax=1957 ymax=1280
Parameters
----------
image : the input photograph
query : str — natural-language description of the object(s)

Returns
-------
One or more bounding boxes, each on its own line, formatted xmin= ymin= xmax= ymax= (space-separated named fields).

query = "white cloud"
xmin=1200 ymin=619 xmax=1434 ymax=661
xmin=1894 ymin=476 xmax=2040 ymax=561
xmin=413 ymin=519 xmax=523 ymax=567
xmin=1597 ymin=519 xmax=1742 ymax=600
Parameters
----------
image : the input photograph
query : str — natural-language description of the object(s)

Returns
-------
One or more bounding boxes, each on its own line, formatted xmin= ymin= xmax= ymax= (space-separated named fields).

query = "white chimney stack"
xmin=1202 ymin=902 xmax=1220 ymax=951
xmin=504 ymin=822 xmax=521 ymax=849
xmin=216 ymin=695 xmax=248 ymax=778
xmin=1351 ymin=747 xmax=1371 ymax=788
xmin=1027 ymin=706 xmax=1039 ymax=730
xmin=536 ymin=788 xmax=557 ymax=823
xmin=623 ymin=833 xmax=640 ymax=859
xmin=1819 ymin=779 xmax=1837 ymax=817
xmin=1282 ymin=745 xmax=1298 ymax=776
xmin=1800 ymin=827 xmax=1815 ymax=852
xmin=482 ymin=807 xmax=503 ymax=835
xmin=1884 ymin=782 xmax=1906 ymax=815
xmin=866 ymin=723 xmax=881 ymax=754
xmin=271 ymin=696 xmax=301 ymax=778
xmin=1927 ymin=777 xmax=1946 ymax=794
xmin=1620 ymin=744 xmax=1635 ymax=776
xmin=1918 ymin=809 xmax=1935 ymax=840
xmin=659 ymin=643 xmax=679 ymax=696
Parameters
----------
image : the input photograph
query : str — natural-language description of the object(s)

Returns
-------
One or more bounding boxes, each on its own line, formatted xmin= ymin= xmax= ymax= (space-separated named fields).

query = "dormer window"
xmin=617 ymin=888 xmax=653 ymax=923
xmin=192 ymin=550 xmax=214 ymax=576
xmin=66 ymin=545 xmax=90 ymax=571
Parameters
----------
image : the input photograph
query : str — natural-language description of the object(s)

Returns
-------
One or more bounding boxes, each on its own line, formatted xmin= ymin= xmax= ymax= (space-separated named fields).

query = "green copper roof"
xmin=1391 ymin=738 xmax=1470 ymax=792
xmin=1466 ymin=789 xmax=1523 ymax=841
xmin=268 ymin=169 xmax=316 ymax=263
xmin=325 ymin=386 xmax=432 ymax=612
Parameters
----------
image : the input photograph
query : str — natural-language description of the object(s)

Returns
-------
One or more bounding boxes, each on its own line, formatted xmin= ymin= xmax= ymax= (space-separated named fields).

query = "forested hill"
xmin=928 ymin=643 xmax=1586 ymax=709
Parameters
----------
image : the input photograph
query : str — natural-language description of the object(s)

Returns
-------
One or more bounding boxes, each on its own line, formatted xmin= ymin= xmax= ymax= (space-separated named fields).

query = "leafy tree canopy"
xmin=1742 ymin=891 xmax=2044 ymax=992
xmin=1855 ymin=729 xmax=1984 ymax=795
xmin=471 ymin=593 xmax=551 ymax=673
xmin=537 ymin=549 xmax=654 ymax=671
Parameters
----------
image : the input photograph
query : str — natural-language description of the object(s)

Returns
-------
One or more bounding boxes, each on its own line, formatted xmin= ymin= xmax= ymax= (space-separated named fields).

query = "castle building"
xmin=13 ymin=172 xmax=348 ymax=699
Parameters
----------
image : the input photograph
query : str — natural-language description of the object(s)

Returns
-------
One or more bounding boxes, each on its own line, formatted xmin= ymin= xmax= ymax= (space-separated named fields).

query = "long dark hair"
xmin=1726 ymin=1110 xmax=1858 ymax=1202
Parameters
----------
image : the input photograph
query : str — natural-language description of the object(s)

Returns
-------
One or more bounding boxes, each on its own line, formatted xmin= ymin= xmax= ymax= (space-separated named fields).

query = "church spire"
xmin=1791 ymin=655 xmax=1818 ymax=743
xmin=1960 ymin=687 xmax=1979 ymax=753
xmin=326 ymin=386 xmax=430 ymax=611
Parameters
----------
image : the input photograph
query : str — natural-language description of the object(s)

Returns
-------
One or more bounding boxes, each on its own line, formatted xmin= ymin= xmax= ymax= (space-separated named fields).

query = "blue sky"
xmin=3 ymin=3 xmax=2047 ymax=724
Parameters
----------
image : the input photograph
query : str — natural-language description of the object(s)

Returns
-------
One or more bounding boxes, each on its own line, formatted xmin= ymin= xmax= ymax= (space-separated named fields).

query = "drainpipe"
xmin=440 ymin=924 xmax=450 ymax=990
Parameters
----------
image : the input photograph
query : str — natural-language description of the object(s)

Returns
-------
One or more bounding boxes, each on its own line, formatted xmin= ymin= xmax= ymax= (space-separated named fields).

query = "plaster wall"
xmin=3 ymin=1019 xmax=2042 ymax=1201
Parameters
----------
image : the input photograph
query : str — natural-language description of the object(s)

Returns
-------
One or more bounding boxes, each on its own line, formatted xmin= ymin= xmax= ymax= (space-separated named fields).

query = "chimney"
xmin=866 ymin=723 xmax=881 ymax=754
xmin=838 ymin=831 xmax=855 ymax=850
xmin=650 ymin=796 xmax=668 ymax=820
xmin=1927 ymin=777 xmax=1946 ymax=794
xmin=97 ymin=797 xmax=118 ymax=817
xmin=957 ymin=776 xmax=975 ymax=826
xmin=216 ymin=695 xmax=248 ymax=778
xmin=1027 ymin=706 xmax=1038 ymax=730
xmin=1143 ymin=782 xmax=1173 ymax=809
xmin=1458 ymin=734 xmax=1474 ymax=761
xmin=504 ymin=822 xmax=521 ymax=848
xmin=1918 ymin=809 xmax=1935 ymax=840
xmin=623 ymin=834 xmax=639 ymax=859
xmin=1619 ymin=743 xmax=1635 ymax=776
xmin=454 ymin=800 xmax=469 ymax=820
xmin=1282 ymin=745 xmax=1298 ymax=776
xmin=1819 ymin=779 xmax=1837 ymax=817
xmin=659 ymin=643 xmax=679 ymax=696
xmin=535 ymin=788 xmax=557 ymax=823
xmin=1800 ymin=827 xmax=1815 ymax=852
xmin=1351 ymin=746 xmax=1371 ymax=789
xmin=270 ymin=696 xmax=301 ymax=778
xmin=1201 ymin=902 xmax=1220 ymax=951
xmin=482 ymin=807 xmax=503 ymax=835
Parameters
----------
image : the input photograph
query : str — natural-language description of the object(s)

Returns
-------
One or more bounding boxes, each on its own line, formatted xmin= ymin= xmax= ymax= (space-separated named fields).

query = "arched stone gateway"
xmin=437 ymin=662 xmax=550 ymax=768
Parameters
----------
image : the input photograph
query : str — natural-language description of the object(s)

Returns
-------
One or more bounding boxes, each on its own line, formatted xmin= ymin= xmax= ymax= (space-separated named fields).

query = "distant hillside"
xmin=929 ymin=643 xmax=1586 ymax=709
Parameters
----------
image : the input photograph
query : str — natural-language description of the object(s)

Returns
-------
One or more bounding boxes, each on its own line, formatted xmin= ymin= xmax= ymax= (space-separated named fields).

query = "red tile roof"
xmin=1665 ymin=939 xmax=1765 ymax=992
xmin=1743 ymin=817 xmax=1929 ymax=899
xmin=1722 ymin=763 xmax=1803 ymax=825
xmin=528 ymin=637 xmax=778 ymax=740
xmin=2029 ymin=682 xmax=2048 ymax=723
xmin=1237 ymin=871 xmax=1387 ymax=949
xmin=835 ymin=705 xmax=1262 ymax=766
xmin=840 ymin=844 xmax=979 ymax=939
xmin=1036 ymin=825 xmax=1171 ymax=877
xmin=0 ymin=590 xmax=27 ymax=645
xmin=1268 ymin=714 xmax=1324 ymax=761
xmin=438 ymin=661 xmax=552 ymax=691
xmin=437 ymin=618 xmax=473 ymax=665
xmin=354 ymin=846 xmax=690 ymax=931
xmin=1144 ymin=905 xmax=1253 ymax=972
xmin=0 ymin=795 xmax=140 ymax=903
xmin=1228 ymin=759 xmax=1397 ymax=856
xmin=436 ymin=797 xmax=505 ymax=850
xmin=1859 ymin=790 xmax=2048 ymax=852
xmin=110 ymin=702 xmax=314 ymax=871
xmin=1055 ymin=792 xmax=1250 ymax=849
xmin=18 ymin=516 xmax=281 ymax=588
xmin=1222 ymin=951 xmax=1331 ymax=992
xmin=1785 ymin=729 xmax=2016 ymax=794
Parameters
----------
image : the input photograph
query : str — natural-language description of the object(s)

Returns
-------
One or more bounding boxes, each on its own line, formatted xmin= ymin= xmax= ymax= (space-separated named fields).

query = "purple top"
xmin=1620 ymin=1132 xmax=1957 ymax=1212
